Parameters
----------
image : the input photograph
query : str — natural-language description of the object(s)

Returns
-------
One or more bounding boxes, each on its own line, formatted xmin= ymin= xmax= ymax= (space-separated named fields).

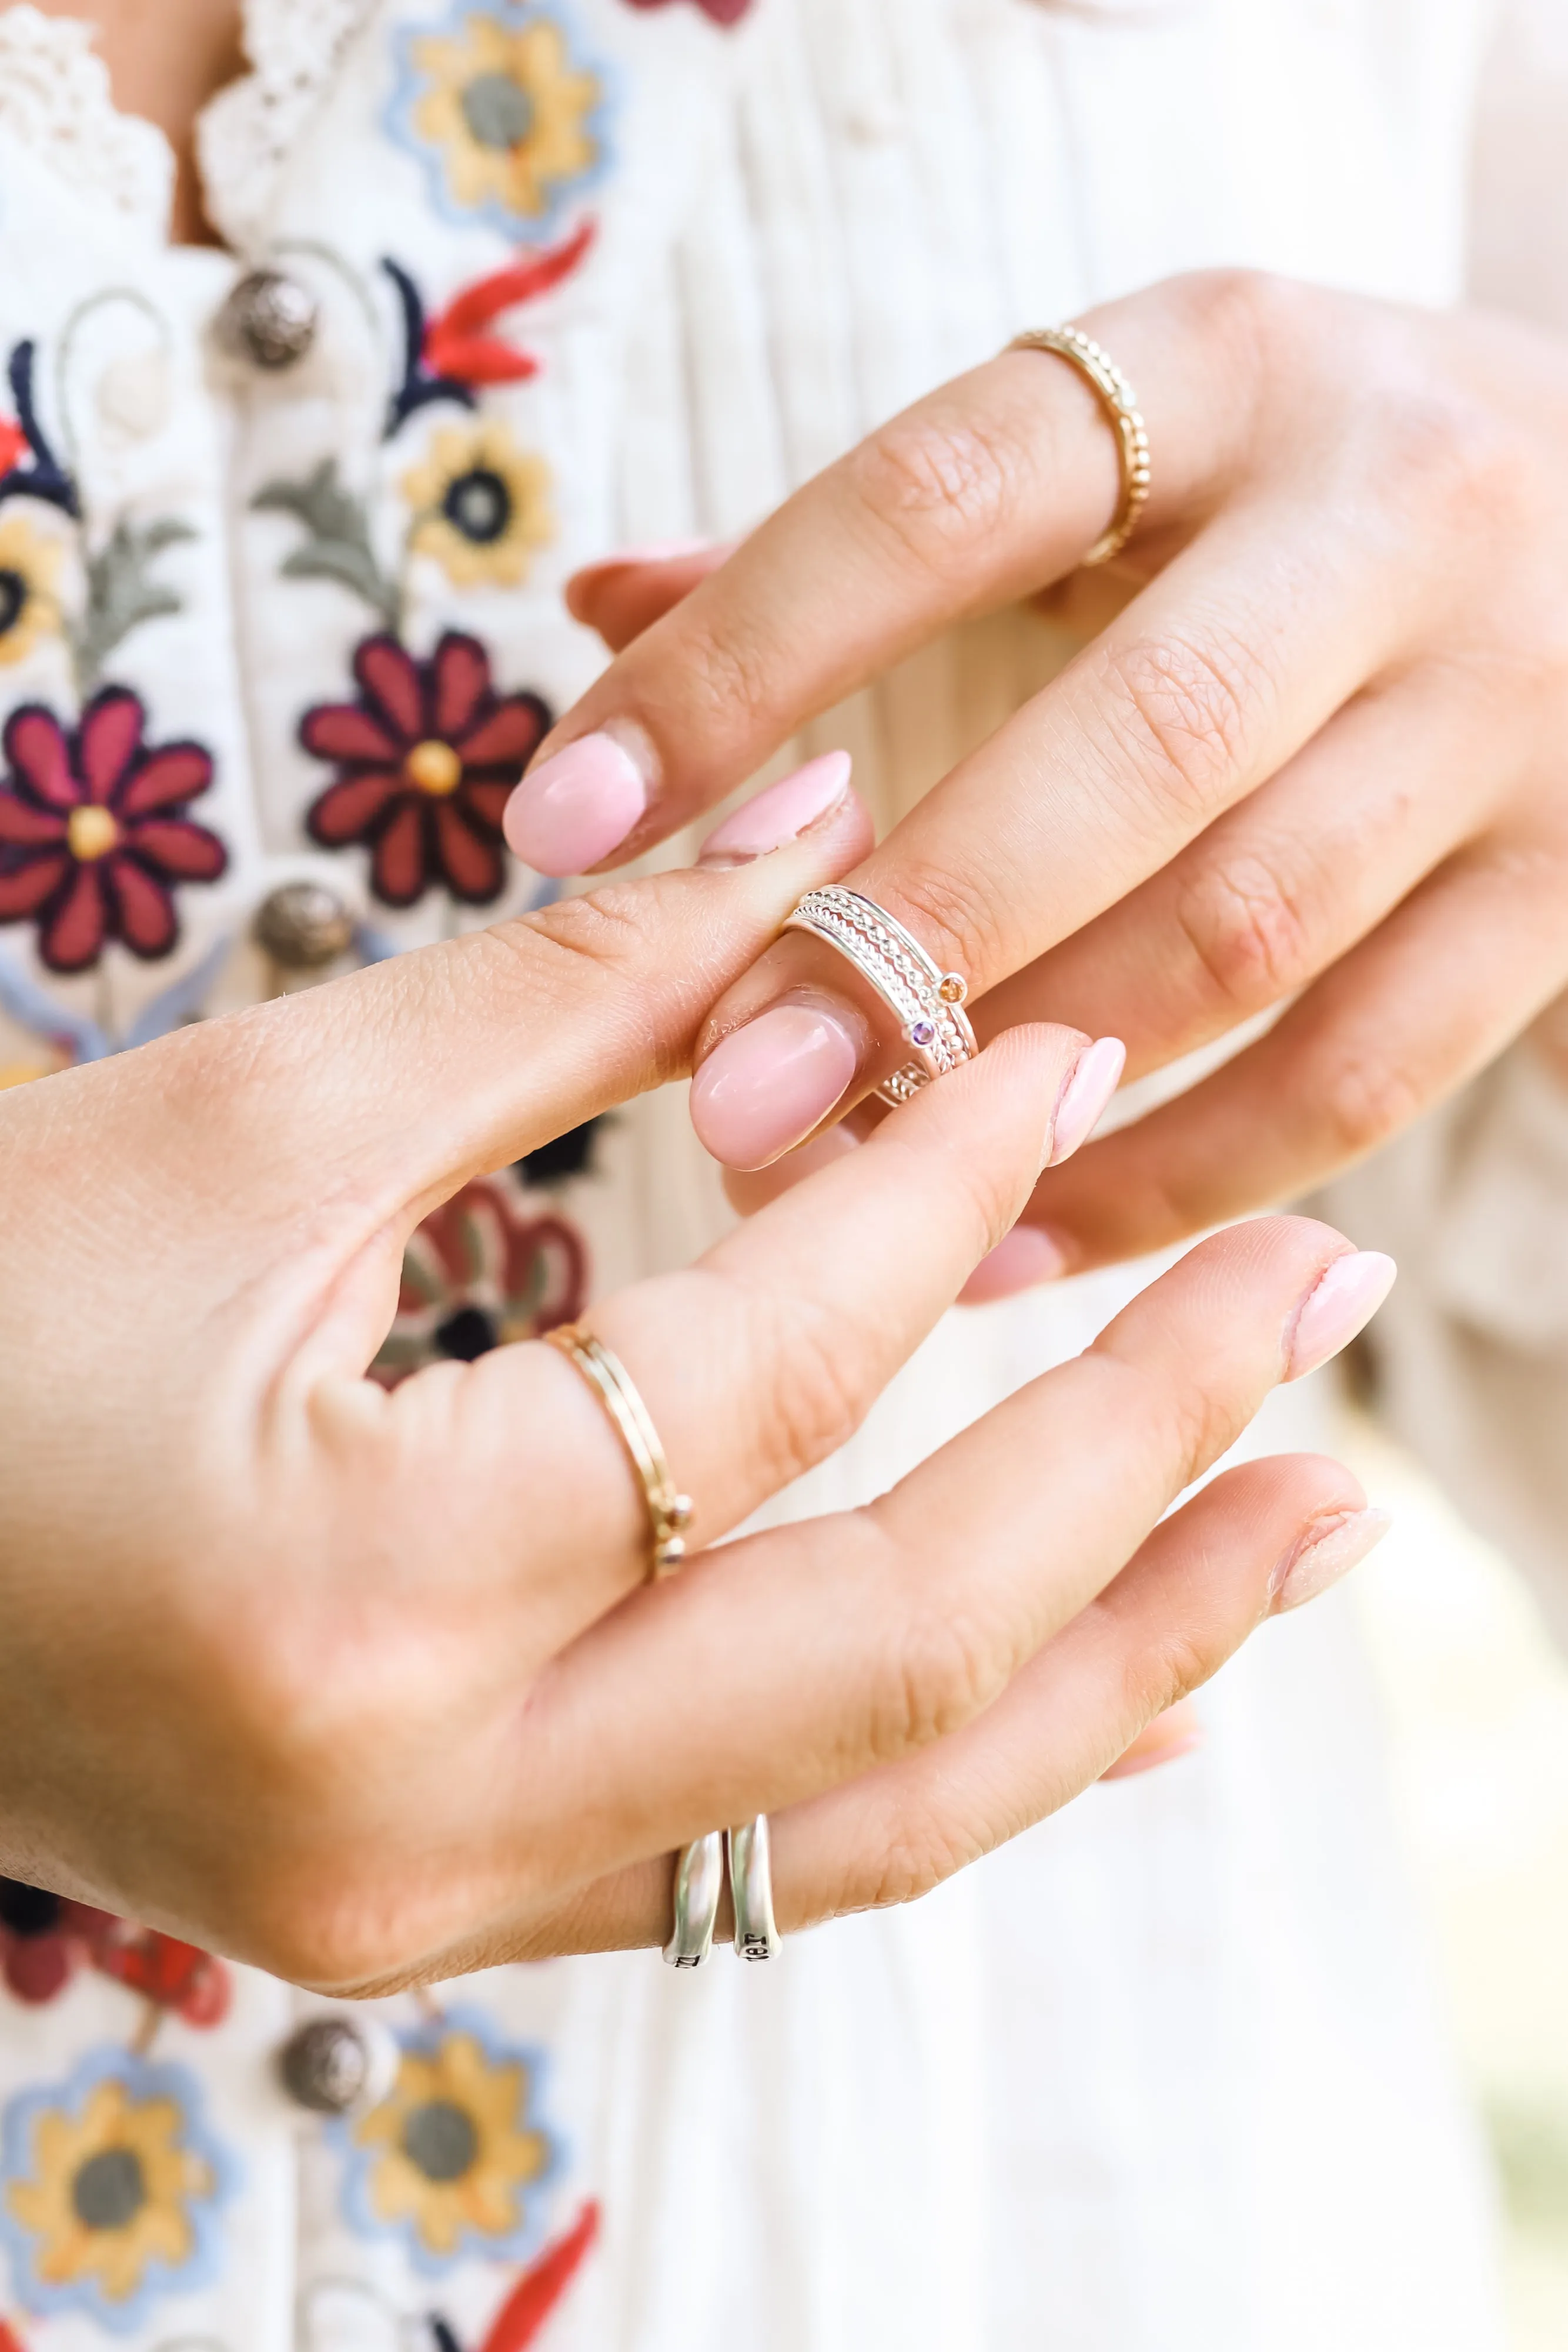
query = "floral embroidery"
xmin=302 ymin=633 xmax=550 ymax=907
xmin=0 ymin=1880 xmax=233 ymax=2024
xmin=392 ymin=4 xmax=611 ymax=240
xmin=340 ymin=2008 xmax=560 ymax=2276
xmin=89 ymin=1923 xmax=232 ymax=2030
xmin=0 ymin=2048 xmax=235 ymax=2332
xmin=0 ymin=512 xmax=63 ymax=669
xmin=383 ymin=226 xmax=595 ymax=436
xmin=622 ymin=0 xmax=756 ymax=19
xmin=374 ymin=1171 xmax=588 ymax=1383
xmin=0 ymin=345 xmax=79 ymax=519
xmin=404 ymin=419 xmax=553 ymax=589
xmin=0 ymin=690 xmax=227 ymax=973
xmin=0 ymin=1882 xmax=112 ymax=2007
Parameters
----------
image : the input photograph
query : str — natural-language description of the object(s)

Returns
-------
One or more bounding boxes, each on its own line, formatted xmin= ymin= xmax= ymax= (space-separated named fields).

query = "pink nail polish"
xmin=1099 ymin=1730 xmax=1205 ymax=1781
xmin=1047 ymin=1037 xmax=1126 ymax=1168
xmin=1284 ymin=1251 xmax=1398 ymax=1381
xmin=698 ymin=753 xmax=852 ymax=868
xmin=1270 ymin=1507 xmax=1392 ymax=1613
xmin=575 ymin=537 xmax=720 ymax=573
xmin=690 ymin=1004 xmax=859 ymax=1170
xmin=502 ymin=732 xmax=649 ymax=877
xmin=958 ymin=1222 xmax=1069 ymax=1304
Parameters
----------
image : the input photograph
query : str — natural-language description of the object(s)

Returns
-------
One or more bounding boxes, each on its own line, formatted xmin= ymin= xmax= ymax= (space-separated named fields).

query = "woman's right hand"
xmin=0 ymin=784 xmax=1390 ymax=1990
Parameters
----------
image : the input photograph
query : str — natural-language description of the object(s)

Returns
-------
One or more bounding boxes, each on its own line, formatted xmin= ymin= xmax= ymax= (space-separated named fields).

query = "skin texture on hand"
xmin=531 ymin=270 xmax=1568 ymax=1288
xmin=0 ymin=779 xmax=1390 ymax=1990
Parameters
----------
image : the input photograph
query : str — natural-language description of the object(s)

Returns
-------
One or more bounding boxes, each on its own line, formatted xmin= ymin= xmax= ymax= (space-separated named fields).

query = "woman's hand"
xmin=0 ymin=784 xmax=1389 ymax=1991
xmin=511 ymin=270 xmax=1568 ymax=1280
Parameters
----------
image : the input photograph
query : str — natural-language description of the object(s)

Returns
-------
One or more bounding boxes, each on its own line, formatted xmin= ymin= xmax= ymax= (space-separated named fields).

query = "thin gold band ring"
xmin=1010 ymin=325 xmax=1151 ymax=565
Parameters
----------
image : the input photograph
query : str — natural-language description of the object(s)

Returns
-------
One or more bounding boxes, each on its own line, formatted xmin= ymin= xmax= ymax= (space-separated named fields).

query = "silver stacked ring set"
xmin=546 ymin=320 xmax=1148 ymax=1967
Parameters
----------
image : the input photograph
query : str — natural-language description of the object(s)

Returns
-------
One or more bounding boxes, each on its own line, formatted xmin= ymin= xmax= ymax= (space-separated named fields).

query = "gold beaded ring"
xmin=546 ymin=1325 xmax=693 ymax=1579
xmin=1009 ymin=325 xmax=1151 ymax=566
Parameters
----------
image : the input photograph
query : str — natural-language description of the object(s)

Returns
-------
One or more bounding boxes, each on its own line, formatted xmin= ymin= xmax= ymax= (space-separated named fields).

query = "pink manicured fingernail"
xmin=698 ymin=753 xmax=852 ymax=868
xmin=959 ymin=1222 xmax=1069 ymax=1304
xmin=1099 ymin=1730 xmax=1205 ymax=1782
xmin=503 ymin=732 xmax=650 ymax=876
xmin=691 ymin=1004 xmax=859 ymax=1170
xmin=578 ymin=537 xmax=720 ymax=570
xmin=1046 ymin=1037 xmax=1126 ymax=1168
xmin=1284 ymin=1250 xmax=1398 ymax=1381
xmin=1270 ymin=1506 xmax=1392 ymax=1613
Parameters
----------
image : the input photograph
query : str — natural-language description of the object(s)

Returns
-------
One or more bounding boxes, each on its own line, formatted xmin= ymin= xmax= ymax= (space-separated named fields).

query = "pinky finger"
xmin=1027 ymin=842 xmax=1568 ymax=1274
xmin=775 ymin=1452 xmax=1386 ymax=1929
xmin=521 ymin=1453 xmax=1384 ymax=1958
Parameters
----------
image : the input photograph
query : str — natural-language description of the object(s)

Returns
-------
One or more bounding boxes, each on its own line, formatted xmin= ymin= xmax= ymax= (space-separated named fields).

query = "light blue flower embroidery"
xmin=388 ymin=2 xmax=616 ymax=241
xmin=337 ymin=2004 xmax=563 ymax=2277
xmin=0 ymin=2046 xmax=236 ymax=2334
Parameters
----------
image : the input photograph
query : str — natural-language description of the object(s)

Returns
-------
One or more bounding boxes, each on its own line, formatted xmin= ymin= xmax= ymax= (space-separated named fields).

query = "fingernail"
xmin=691 ymin=1004 xmax=859 ymax=1170
xmin=1270 ymin=1506 xmax=1392 ymax=1613
xmin=1046 ymin=1037 xmax=1126 ymax=1168
xmin=698 ymin=753 xmax=852 ymax=868
xmin=1284 ymin=1250 xmax=1398 ymax=1381
xmin=1099 ymin=1730 xmax=1205 ymax=1781
xmin=575 ymin=537 xmax=719 ymax=572
xmin=503 ymin=731 xmax=650 ymax=876
xmin=959 ymin=1222 xmax=1069 ymax=1304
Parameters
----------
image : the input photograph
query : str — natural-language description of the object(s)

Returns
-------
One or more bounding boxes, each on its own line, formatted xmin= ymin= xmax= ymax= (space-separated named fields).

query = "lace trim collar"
xmin=0 ymin=0 xmax=380 ymax=251
xmin=0 ymin=5 xmax=175 ymax=235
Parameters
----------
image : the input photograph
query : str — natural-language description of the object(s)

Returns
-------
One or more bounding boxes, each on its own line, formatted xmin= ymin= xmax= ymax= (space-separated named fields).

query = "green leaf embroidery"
xmin=252 ymin=459 xmax=399 ymax=627
xmin=72 ymin=516 xmax=196 ymax=691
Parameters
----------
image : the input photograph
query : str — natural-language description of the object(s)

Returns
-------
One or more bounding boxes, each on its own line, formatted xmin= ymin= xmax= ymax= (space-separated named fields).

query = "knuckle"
xmin=882 ymin=857 xmax=1015 ymax=989
xmin=1315 ymin=1048 xmax=1427 ymax=1165
xmin=848 ymin=407 xmax=1026 ymax=572
xmin=865 ymin=1580 xmax=1011 ymax=1762
xmin=1172 ymin=269 xmax=1320 ymax=420
xmin=516 ymin=883 xmax=660 ymax=977
xmin=747 ymin=1289 xmax=877 ymax=1491
xmin=1175 ymin=848 xmax=1316 ymax=1013
xmin=1096 ymin=626 xmax=1266 ymax=826
xmin=858 ymin=1802 xmax=980 ymax=1912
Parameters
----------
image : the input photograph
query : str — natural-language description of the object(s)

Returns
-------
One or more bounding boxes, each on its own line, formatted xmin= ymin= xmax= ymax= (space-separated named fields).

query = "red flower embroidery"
xmin=0 ymin=690 xmax=226 ymax=973
xmin=374 ymin=1173 xmax=589 ymax=1385
xmin=621 ymin=0 xmax=754 ymax=21
xmin=302 ymin=633 xmax=550 ymax=908
xmin=90 ymin=1921 xmax=232 ymax=2028
xmin=0 ymin=1880 xmax=112 ymax=2006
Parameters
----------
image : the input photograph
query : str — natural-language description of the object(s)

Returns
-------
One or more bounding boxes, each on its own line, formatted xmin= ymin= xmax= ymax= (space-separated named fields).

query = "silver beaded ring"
xmin=784 ymin=886 xmax=978 ymax=1107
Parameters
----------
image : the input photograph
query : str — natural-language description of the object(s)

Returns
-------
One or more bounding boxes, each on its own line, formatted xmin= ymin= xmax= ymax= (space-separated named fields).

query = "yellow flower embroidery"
xmin=411 ymin=13 xmax=603 ymax=227
xmin=355 ymin=2027 xmax=552 ymax=2261
xmin=5 ymin=2075 xmax=212 ymax=2305
xmin=403 ymin=419 xmax=554 ymax=588
xmin=0 ymin=510 xmax=63 ymax=669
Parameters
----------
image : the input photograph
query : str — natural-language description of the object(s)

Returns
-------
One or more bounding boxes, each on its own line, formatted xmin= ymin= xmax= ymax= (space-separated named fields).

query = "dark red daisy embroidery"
xmin=0 ymin=1880 xmax=112 ymax=2006
xmin=373 ymin=1172 xmax=589 ymax=1386
xmin=621 ymin=0 xmax=754 ymax=21
xmin=0 ymin=690 xmax=226 ymax=973
xmin=302 ymin=632 xmax=550 ymax=908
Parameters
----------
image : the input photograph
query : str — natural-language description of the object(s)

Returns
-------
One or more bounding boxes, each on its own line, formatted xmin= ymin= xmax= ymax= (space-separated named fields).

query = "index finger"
xmin=501 ymin=273 xmax=1266 ymax=879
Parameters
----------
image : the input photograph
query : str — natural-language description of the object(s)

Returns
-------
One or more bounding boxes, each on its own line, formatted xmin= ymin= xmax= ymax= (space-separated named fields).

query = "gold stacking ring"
xmin=1010 ymin=326 xmax=1151 ymax=566
xmin=546 ymin=1325 xmax=693 ymax=1579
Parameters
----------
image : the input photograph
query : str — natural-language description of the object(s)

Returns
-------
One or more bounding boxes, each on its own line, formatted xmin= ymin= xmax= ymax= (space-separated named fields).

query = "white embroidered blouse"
xmin=0 ymin=0 xmax=1562 ymax=2345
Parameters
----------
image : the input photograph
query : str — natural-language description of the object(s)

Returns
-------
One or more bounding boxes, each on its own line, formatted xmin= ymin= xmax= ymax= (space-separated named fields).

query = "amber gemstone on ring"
xmin=404 ymin=739 xmax=464 ymax=796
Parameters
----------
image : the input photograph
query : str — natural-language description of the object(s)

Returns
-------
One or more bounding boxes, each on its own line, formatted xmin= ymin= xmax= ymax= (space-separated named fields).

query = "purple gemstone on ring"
xmin=910 ymin=1019 xmax=938 ymax=1049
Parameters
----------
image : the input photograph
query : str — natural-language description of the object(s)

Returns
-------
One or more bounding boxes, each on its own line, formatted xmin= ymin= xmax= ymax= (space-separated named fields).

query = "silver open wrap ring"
xmin=784 ymin=886 xmax=978 ymax=1107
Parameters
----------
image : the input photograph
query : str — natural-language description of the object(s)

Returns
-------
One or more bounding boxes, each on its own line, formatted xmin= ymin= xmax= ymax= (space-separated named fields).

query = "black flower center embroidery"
xmin=461 ymin=70 xmax=537 ymax=151
xmin=0 ymin=567 xmax=27 ymax=638
xmin=403 ymin=2098 xmax=480 ymax=2183
xmin=435 ymin=1304 xmax=499 ymax=1361
xmin=71 ymin=2146 xmax=147 ymax=2232
xmin=0 ymin=1880 xmax=61 ymax=1938
xmin=443 ymin=466 xmax=513 ymax=545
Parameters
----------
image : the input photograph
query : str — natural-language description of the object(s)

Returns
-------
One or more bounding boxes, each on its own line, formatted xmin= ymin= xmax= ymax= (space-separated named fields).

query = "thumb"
xmin=137 ymin=773 xmax=872 ymax=1237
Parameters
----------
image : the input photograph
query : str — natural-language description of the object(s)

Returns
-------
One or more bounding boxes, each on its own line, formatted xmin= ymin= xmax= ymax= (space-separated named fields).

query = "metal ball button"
xmin=277 ymin=2016 xmax=399 ymax=2116
xmin=253 ymin=882 xmax=355 ymax=973
xmin=216 ymin=269 xmax=319 ymax=372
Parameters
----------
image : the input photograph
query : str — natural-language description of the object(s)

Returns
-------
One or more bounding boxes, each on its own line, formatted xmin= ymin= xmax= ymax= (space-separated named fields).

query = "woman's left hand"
xmin=507 ymin=270 xmax=1568 ymax=1277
